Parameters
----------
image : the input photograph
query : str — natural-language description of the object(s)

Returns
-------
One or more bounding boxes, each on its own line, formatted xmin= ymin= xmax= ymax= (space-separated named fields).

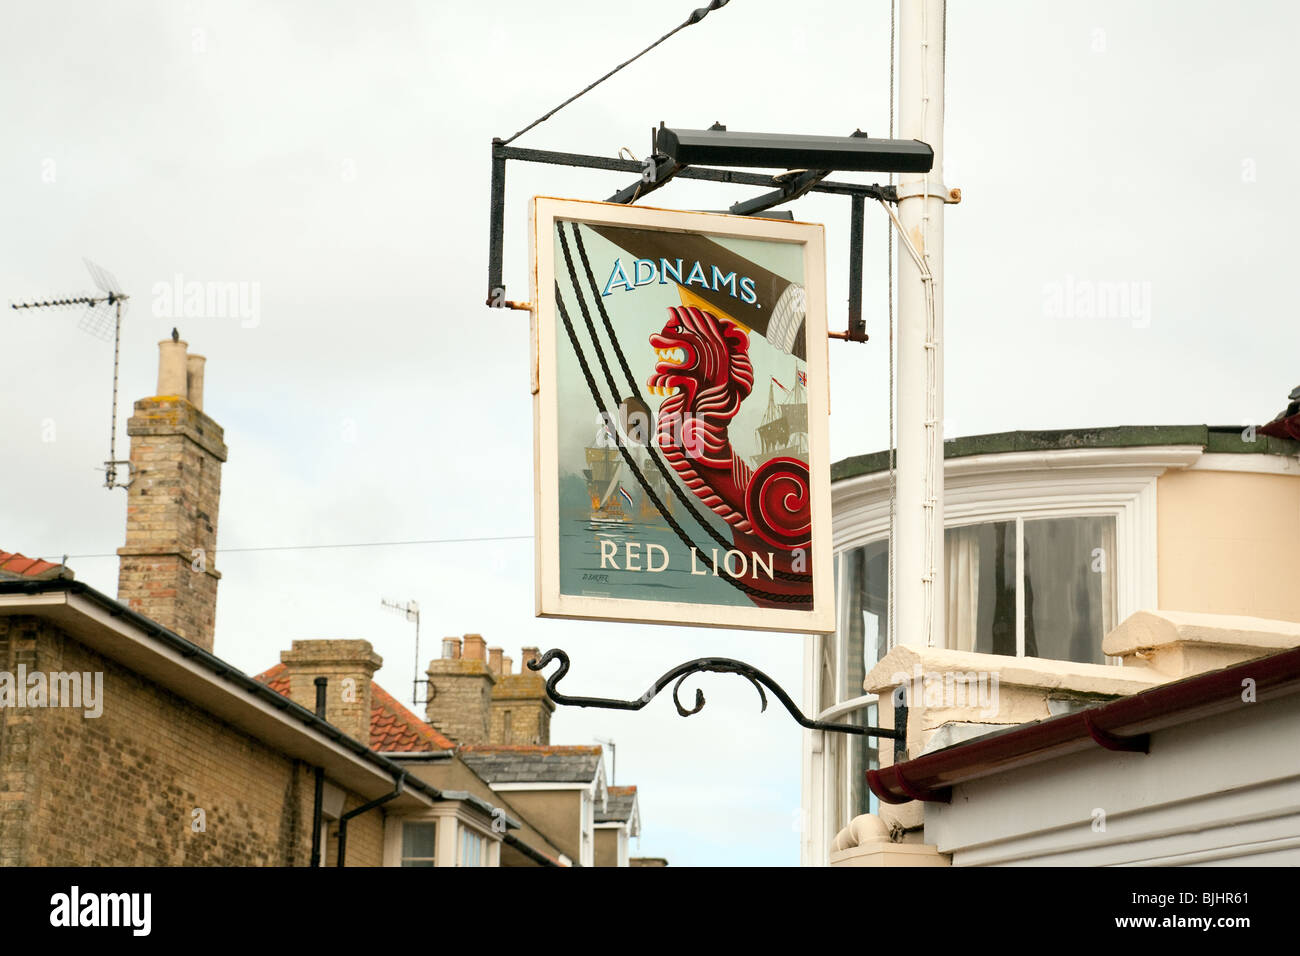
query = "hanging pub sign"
xmin=531 ymin=198 xmax=834 ymax=633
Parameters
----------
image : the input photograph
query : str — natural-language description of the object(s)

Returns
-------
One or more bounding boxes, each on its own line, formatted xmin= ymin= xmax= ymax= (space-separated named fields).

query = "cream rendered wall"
xmin=1157 ymin=468 xmax=1300 ymax=623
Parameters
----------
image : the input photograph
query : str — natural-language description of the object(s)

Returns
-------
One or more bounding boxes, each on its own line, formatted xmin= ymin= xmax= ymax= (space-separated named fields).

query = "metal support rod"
xmin=486 ymin=141 xmax=508 ymax=307
xmin=847 ymin=193 xmax=866 ymax=340
xmin=606 ymin=157 xmax=681 ymax=204
xmin=529 ymin=648 xmax=903 ymax=740
xmin=893 ymin=702 xmax=909 ymax=764
xmin=484 ymin=140 xmax=903 ymax=325
xmin=310 ymin=676 xmax=327 ymax=867
xmin=728 ymin=168 xmax=830 ymax=217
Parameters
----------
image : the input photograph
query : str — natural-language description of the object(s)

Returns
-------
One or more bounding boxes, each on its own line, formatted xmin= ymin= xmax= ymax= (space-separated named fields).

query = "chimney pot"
xmin=441 ymin=637 xmax=462 ymax=660
xmin=157 ymin=338 xmax=189 ymax=398
xmin=462 ymin=634 xmax=486 ymax=662
xmin=502 ymin=655 xmax=513 ymax=676
xmin=186 ymin=354 xmax=207 ymax=410
xmin=521 ymin=646 xmax=541 ymax=671
xmin=488 ymin=647 xmax=504 ymax=676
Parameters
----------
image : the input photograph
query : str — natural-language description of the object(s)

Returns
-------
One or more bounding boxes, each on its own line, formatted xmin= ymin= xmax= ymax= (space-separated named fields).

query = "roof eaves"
xmin=0 ymin=578 xmax=456 ymax=810
xmin=867 ymin=646 xmax=1300 ymax=804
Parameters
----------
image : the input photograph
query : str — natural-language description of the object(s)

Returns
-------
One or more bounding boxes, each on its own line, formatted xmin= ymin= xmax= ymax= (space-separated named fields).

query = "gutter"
xmin=503 ymin=832 xmax=562 ymax=867
xmin=867 ymin=646 xmax=1300 ymax=804
xmin=337 ymin=772 xmax=405 ymax=867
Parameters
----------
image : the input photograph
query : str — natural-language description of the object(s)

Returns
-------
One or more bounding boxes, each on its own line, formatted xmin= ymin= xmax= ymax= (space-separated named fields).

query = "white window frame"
xmin=398 ymin=820 xmax=439 ymax=867
xmin=943 ymin=511 xmax=1121 ymax=661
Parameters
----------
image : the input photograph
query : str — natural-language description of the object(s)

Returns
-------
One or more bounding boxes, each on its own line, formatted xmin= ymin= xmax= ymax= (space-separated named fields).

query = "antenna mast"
xmin=11 ymin=258 xmax=133 ymax=489
xmin=381 ymin=598 xmax=424 ymax=708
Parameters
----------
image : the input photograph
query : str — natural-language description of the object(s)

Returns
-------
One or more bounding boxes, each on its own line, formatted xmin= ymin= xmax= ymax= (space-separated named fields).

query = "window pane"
xmin=402 ymin=821 xmax=437 ymax=863
xmin=466 ymin=830 xmax=485 ymax=867
xmin=843 ymin=539 xmax=888 ymax=701
xmin=845 ymin=701 xmax=880 ymax=820
xmin=1023 ymin=516 xmax=1116 ymax=665
xmin=945 ymin=522 xmax=1017 ymax=656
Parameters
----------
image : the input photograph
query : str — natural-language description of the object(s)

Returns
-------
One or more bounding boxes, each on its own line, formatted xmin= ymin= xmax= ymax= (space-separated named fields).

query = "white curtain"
xmin=946 ymin=526 xmax=981 ymax=652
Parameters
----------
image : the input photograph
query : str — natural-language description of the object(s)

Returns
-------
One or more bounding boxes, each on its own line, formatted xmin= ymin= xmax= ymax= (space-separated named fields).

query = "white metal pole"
xmin=894 ymin=0 xmax=945 ymax=649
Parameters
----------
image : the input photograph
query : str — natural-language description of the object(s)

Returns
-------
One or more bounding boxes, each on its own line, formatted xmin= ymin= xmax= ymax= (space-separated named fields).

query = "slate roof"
xmin=254 ymin=662 xmax=455 ymax=754
xmin=596 ymin=785 xmax=638 ymax=824
xmin=459 ymin=745 xmax=604 ymax=784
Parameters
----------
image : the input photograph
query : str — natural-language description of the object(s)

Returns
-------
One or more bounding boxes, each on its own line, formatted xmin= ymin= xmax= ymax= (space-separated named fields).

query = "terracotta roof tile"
xmin=252 ymin=662 xmax=453 ymax=753
xmin=459 ymin=744 xmax=601 ymax=755
xmin=369 ymin=682 xmax=454 ymax=753
xmin=0 ymin=550 xmax=68 ymax=581
xmin=257 ymin=661 xmax=290 ymax=695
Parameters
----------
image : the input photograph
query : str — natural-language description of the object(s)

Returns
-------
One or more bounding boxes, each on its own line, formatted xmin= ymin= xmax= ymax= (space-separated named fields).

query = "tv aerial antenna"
xmin=11 ymin=258 xmax=133 ymax=489
xmin=594 ymin=736 xmax=617 ymax=785
xmin=380 ymin=598 xmax=425 ymax=708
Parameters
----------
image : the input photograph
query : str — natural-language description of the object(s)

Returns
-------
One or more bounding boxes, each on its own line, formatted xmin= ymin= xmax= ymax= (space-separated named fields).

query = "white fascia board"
xmin=4 ymin=590 xmax=435 ymax=810
xmin=1189 ymin=452 xmax=1300 ymax=475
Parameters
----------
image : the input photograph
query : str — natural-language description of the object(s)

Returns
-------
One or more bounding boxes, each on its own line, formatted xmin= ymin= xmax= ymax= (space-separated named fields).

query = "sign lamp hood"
xmin=655 ymin=126 xmax=934 ymax=174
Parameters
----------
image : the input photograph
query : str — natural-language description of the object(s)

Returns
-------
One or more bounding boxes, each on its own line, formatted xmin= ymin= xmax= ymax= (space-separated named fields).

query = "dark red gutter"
xmin=867 ymin=646 xmax=1300 ymax=804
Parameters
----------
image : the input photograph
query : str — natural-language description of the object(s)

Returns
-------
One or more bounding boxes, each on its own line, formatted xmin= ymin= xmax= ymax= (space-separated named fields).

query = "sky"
xmin=2 ymin=1 xmax=1297 ymax=866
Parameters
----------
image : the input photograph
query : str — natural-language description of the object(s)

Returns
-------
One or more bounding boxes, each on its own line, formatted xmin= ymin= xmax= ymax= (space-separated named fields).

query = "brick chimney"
xmin=490 ymin=646 xmax=555 ymax=745
xmin=280 ymin=640 xmax=382 ymax=743
xmin=117 ymin=335 xmax=227 ymax=651
xmin=425 ymin=633 xmax=496 ymax=744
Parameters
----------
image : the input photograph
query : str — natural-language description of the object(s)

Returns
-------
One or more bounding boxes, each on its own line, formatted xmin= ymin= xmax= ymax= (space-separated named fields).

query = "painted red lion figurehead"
xmin=648 ymin=306 xmax=753 ymax=434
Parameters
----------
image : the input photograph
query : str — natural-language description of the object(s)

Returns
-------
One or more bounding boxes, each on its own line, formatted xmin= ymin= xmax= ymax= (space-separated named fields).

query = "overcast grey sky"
xmin=3 ymin=1 xmax=1297 ymax=865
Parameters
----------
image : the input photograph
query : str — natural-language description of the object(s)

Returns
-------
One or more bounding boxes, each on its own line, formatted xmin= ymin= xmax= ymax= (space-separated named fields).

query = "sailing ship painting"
xmin=752 ymin=369 xmax=809 ymax=468
xmin=582 ymin=423 xmax=674 ymax=525
xmin=536 ymin=198 xmax=834 ymax=632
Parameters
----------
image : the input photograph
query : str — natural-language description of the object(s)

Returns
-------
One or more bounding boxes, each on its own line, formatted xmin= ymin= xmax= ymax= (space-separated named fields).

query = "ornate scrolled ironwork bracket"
xmin=526 ymin=648 xmax=904 ymax=740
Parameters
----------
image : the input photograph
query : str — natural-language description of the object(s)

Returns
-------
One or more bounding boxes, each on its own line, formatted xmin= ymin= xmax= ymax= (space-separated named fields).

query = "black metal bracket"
xmin=486 ymin=134 xmax=905 ymax=343
xmin=526 ymin=648 xmax=903 ymax=741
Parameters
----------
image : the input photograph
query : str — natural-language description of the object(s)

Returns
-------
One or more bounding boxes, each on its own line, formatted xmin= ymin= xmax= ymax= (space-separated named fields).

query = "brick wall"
xmin=0 ymin=615 xmax=386 ymax=866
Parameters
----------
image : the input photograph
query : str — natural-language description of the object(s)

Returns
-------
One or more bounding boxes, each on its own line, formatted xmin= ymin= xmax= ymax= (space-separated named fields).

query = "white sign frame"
xmin=531 ymin=197 xmax=834 ymax=634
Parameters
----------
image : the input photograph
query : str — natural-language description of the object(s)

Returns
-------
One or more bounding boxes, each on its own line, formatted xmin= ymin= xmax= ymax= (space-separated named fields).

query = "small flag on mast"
xmin=618 ymin=486 xmax=634 ymax=510
xmin=771 ymin=377 xmax=787 ymax=392
xmin=796 ymin=370 xmax=807 ymax=386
